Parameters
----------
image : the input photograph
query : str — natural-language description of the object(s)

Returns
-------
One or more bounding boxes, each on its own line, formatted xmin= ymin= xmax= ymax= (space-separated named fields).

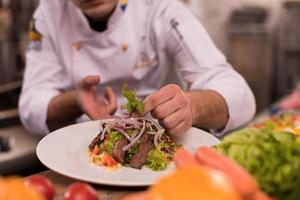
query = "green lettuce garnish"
xmin=146 ymin=143 xmax=173 ymax=171
xmin=215 ymin=128 xmax=300 ymax=200
xmin=127 ymin=144 xmax=140 ymax=161
xmin=102 ymin=131 xmax=123 ymax=155
xmin=264 ymin=119 xmax=275 ymax=131
xmin=122 ymin=87 xmax=144 ymax=114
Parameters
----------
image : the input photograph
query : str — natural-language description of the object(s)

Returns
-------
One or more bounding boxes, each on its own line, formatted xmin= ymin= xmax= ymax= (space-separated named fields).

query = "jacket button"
xmin=122 ymin=43 xmax=129 ymax=52
xmin=75 ymin=43 xmax=81 ymax=50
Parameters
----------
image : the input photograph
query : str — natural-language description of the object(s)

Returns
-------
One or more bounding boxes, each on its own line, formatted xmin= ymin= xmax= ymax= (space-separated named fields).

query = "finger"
xmin=151 ymin=94 xmax=189 ymax=120
xmin=174 ymin=148 xmax=199 ymax=169
xmin=143 ymin=84 xmax=182 ymax=115
xmin=79 ymin=75 xmax=100 ymax=89
xmin=168 ymin=118 xmax=190 ymax=136
xmin=159 ymin=109 xmax=184 ymax=130
xmin=104 ymin=87 xmax=117 ymax=114
xmin=160 ymin=107 xmax=192 ymax=133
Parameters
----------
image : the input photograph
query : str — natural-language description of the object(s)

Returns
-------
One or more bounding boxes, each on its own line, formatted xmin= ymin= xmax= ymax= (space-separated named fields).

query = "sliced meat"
xmin=129 ymin=134 xmax=154 ymax=169
xmin=89 ymin=123 xmax=107 ymax=150
xmin=112 ymin=137 xmax=129 ymax=163
xmin=89 ymin=133 xmax=102 ymax=151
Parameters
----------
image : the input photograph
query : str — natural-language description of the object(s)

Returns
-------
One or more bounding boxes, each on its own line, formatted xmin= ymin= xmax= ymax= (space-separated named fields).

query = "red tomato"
xmin=104 ymin=155 xmax=117 ymax=167
xmin=64 ymin=182 xmax=99 ymax=200
xmin=25 ymin=175 xmax=55 ymax=200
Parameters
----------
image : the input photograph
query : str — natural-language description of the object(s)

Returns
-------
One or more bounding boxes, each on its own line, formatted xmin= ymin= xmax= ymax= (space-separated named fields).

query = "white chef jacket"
xmin=19 ymin=0 xmax=256 ymax=136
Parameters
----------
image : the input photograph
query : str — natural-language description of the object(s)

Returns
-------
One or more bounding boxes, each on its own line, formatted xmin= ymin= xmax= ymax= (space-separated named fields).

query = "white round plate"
xmin=37 ymin=120 xmax=220 ymax=187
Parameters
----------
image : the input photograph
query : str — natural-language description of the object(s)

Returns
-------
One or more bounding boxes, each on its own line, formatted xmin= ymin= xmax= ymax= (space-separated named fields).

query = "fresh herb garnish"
xmin=122 ymin=86 xmax=144 ymax=114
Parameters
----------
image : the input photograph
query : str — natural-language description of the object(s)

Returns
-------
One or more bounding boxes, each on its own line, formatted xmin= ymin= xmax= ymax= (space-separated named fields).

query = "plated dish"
xmin=88 ymin=117 xmax=179 ymax=171
xmin=37 ymin=88 xmax=220 ymax=186
xmin=36 ymin=121 xmax=220 ymax=186
xmin=88 ymin=87 xmax=179 ymax=171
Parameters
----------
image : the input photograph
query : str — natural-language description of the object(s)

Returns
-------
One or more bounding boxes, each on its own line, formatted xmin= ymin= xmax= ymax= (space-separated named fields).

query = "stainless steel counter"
xmin=0 ymin=125 xmax=41 ymax=174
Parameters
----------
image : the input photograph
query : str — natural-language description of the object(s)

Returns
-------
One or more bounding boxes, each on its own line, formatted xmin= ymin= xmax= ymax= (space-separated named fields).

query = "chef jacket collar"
xmin=69 ymin=0 xmax=128 ymax=43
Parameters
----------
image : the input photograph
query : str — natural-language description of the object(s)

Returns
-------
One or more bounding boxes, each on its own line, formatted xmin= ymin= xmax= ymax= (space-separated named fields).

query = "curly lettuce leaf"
xmin=122 ymin=87 xmax=144 ymax=114
xmin=146 ymin=143 xmax=172 ymax=171
xmin=215 ymin=128 xmax=300 ymax=200
xmin=102 ymin=131 xmax=123 ymax=155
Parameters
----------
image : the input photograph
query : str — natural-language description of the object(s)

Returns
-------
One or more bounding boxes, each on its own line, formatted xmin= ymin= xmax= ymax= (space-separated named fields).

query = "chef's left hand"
xmin=144 ymin=84 xmax=193 ymax=135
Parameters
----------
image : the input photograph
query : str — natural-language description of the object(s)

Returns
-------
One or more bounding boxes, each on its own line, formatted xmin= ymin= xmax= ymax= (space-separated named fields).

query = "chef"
xmin=19 ymin=0 xmax=256 ymax=136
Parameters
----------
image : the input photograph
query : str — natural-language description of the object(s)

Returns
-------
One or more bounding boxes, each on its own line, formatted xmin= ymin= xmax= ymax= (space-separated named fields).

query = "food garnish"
xmin=89 ymin=88 xmax=179 ymax=171
xmin=122 ymin=86 xmax=144 ymax=115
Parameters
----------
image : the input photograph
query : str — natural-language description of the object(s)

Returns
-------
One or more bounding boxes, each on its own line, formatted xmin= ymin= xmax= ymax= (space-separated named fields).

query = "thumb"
xmin=79 ymin=75 xmax=100 ymax=89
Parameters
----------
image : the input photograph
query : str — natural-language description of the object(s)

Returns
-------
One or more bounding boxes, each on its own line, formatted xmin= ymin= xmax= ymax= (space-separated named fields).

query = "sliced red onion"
xmin=154 ymin=129 xmax=165 ymax=147
xmin=130 ymin=130 xmax=139 ymax=141
xmin=122 ymin=120 xmax=146 ymax=151
xmin=101 ymin=121 xmax=114 ymax=141
xmin=114 ymin=118 xmax=142 ymax=129
xmin=114 ymin=121 xmax=126 ymax=128
xmin=137 ymin=117 xmax=162 ymax=131
xmin=124 ymin=125 xmax=134 ymax=129
xmin=126 ymin=118 xmax=143 ymax=128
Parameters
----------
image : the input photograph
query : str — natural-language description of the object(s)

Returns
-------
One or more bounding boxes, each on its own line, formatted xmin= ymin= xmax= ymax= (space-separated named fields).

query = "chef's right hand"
xmin=76 ymin=75 xmax=117 ymax=120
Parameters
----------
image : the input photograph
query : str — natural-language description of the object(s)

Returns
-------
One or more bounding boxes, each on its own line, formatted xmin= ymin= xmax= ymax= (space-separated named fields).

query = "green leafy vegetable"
xmin=126 ymin=129 xmax=135 ymax=137
xmin=122 ymin=87 xmax=144 ymax=114
xmin=127 ymin=144 xmax=140 ymax=161
xmin=102 ymin=131 xmax=123 ymax=155
xmin=215 ymin=127 xmax=300 ymax=200
xmin=264 ymin=119 xmax=275 ymax=131
xmin=146 ymin=143 xmax=173 ymax=171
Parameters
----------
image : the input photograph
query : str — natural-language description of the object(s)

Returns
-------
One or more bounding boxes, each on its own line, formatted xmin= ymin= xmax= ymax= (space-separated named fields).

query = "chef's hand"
xmin=47 ymin=75 xmax=117 ymax=132
xmin=76 ymin=75 xmax=117 ymax=120
xmin=144 ymin=84 xmax=193 ymax=135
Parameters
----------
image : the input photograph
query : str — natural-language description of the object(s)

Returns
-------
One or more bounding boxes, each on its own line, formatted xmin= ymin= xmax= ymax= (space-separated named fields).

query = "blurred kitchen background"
xmin=1 ymin=0 xmax=300 ymax=175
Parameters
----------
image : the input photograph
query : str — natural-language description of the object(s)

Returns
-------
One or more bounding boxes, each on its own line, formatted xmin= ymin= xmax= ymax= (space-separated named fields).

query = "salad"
xmin=88 ymin=88 xmax=179 ymax=171
xmin=253 ymin=112 xmax=300 ymax=139
xmin=215 ymin=127 xmax=300 ymax=200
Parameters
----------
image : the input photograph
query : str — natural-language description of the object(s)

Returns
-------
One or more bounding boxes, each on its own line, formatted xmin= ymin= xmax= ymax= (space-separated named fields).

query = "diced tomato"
xmin=291 ymin=115 xmax=298 ymax=123
xmin=92 ymin=146 xmax=100 ymax=155
xmin=104 ymin=155 xmax=117 ymax=167
xmin=253 ymin=122 xmax=265 ymax=129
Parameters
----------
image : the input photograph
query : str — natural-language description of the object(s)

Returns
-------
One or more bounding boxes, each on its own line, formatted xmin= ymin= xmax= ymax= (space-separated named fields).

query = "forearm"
xmin=186 ymin=90 xmax=229 ymax=130
xmin=47 ymin=90 xmax=82 ymax=131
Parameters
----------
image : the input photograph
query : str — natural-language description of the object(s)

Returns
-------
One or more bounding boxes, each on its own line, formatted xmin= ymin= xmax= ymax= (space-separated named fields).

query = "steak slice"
xmin=89 ymin=133 xmax=101 ymax=151
xmin=129 ymin=134 xmax=154 ymax=169
xmin=112 ymin=137 xmax=129 ymax=164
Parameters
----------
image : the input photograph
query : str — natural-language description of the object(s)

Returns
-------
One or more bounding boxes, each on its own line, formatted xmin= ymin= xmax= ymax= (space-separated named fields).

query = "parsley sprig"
xmin=122 ymin=87 xmax=144 ymax=114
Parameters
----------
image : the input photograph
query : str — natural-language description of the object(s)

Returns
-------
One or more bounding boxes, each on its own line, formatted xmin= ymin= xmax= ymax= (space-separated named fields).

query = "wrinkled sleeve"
xmin=157 ymin=1 xmax=256 ymax=136
xmin=19 ymin=4 xmax=65 ymax=135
